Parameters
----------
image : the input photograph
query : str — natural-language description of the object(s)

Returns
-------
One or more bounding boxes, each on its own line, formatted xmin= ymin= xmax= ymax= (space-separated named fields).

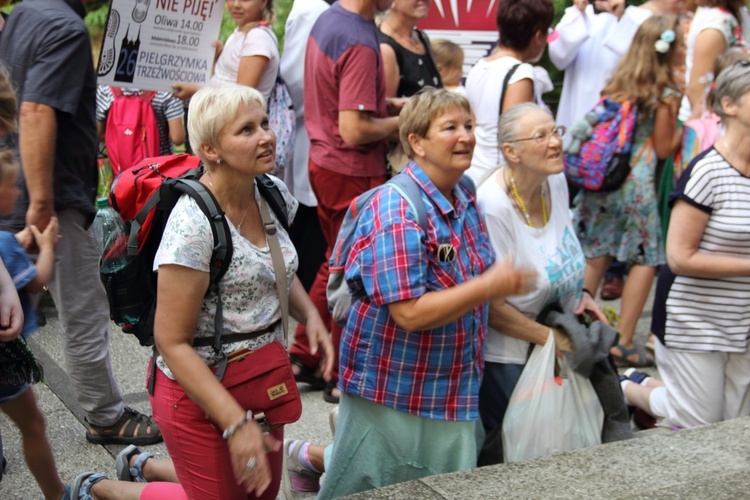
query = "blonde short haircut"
xmin=398 ymin=87 xmax=471 ymax=159
xmin=0 ymin=148 xmax=20 ymax=188
xmin=0 ymin=64 xmax=17 ymax=135
xmin=188 ymin=85 xmax=266 ymax=162
xmin=431 ymin=39 xmax=464 ymax=84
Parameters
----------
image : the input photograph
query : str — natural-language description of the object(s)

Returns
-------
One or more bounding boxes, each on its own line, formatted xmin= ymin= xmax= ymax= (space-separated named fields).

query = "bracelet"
xmin=222 ymin=410 xmax=253 ymax=441
xmin=581 ymin=288 xmax=594 ymax=297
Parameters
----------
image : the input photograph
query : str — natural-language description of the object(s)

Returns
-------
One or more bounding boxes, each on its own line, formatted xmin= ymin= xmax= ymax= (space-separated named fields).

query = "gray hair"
xmin=497 ymin=102 xmax=550 ymax=162
xmin=711 ymin=61 xmax=750 ymax=120
xmin=188 ymin=85 xmax=267 ymax=162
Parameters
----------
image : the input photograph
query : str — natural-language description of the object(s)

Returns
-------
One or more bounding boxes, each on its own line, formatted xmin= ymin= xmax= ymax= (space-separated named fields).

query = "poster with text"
xmin=97 ymin=0 xmax=223 ymax=93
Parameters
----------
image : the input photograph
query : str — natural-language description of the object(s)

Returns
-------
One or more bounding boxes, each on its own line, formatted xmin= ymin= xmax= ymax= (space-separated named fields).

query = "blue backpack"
xmin=326 ymin=173 xmax=475 ymax=325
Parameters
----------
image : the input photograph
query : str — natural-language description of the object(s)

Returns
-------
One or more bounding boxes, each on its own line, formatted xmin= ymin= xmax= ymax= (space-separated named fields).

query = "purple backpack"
xmin=564 ymin=98 xmax=638 ymax=192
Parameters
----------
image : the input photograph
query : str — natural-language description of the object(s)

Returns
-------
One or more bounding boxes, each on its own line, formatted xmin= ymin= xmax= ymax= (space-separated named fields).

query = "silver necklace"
xmin=206 ymin=175 xmax=251 ymax=236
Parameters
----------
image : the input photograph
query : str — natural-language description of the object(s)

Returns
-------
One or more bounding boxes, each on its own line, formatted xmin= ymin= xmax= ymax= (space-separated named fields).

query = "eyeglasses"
xmin=506 ymin=126 xmax=567 ymax=145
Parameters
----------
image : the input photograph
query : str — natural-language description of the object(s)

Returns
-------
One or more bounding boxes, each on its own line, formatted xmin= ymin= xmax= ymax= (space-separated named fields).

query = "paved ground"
xmin=0 ymin=288 xmax=654 ymax=499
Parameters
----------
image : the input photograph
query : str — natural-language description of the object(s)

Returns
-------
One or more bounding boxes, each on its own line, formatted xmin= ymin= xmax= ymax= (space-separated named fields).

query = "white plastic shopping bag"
xmin=502 ymin=331 xmax=604 ymax=463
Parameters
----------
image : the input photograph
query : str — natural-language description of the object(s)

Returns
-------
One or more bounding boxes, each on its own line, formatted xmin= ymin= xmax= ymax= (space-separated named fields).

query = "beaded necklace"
xmin=509 ymin=170 xmax=547 ymax=228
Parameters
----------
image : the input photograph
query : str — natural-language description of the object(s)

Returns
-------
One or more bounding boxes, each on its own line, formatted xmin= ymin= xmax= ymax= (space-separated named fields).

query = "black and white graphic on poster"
xmin=97 ymin=0 xmax=223 ymax=93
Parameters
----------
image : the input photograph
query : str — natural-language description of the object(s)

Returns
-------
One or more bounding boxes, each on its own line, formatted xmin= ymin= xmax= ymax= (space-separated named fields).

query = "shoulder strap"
xmin=172 ymin=178 xmax=233 ymax=361
xmin=499 ymin=63 xmax=521 ymax=115
xmin=254 ymin=25 xmax=282 ymax=81
xmin=383 ymin=173 xmax=473 ymax=234
xmin=172 ymin=178 xmax=233 ymax=287
xmin=141 ymin=90 xmax=157 ymax=104
xmin=256 ymin=174 xmax=289 ymax=231
xmin=388 ymin=173 xmax=428 ymax=230
xmin=457 ymin=175 xmax=476 ymax=197
xmin=258 ymin=197 xmax=289 ymax=346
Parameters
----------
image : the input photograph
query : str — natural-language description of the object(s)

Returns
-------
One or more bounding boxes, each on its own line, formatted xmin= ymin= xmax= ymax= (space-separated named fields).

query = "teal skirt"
xmin=318 ymin=393 xmax=482 ymax=499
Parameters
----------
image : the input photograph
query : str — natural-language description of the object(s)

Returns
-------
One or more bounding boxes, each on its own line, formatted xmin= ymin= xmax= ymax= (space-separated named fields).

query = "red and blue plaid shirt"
xmin=339 ymin=163 xmax=496 ymax=421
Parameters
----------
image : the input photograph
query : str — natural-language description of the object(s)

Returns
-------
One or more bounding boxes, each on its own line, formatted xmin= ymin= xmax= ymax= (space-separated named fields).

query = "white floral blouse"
xmin=153 ymin=176 xmax=298 ymax=379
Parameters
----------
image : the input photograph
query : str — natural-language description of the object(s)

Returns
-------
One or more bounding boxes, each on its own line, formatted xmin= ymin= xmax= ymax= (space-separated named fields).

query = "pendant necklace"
xmin=509 ymin=170 xmax=547 ymax=228
xmin=206 ymin=174 xmax=251 ymax=236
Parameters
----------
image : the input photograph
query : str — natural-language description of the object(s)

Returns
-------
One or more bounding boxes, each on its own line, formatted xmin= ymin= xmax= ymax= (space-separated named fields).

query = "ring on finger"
xmin=246 ymin=456 xmax=257 ymax=473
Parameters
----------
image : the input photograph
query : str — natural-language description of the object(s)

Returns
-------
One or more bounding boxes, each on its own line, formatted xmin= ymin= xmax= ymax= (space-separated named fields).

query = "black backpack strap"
xmin=499 ymin=63 xmax=521 ymax=115
xmin=172 ymin=178 xmax=233 ymax=286
xmin=192 ymin=319 xmax=281 ymax=347
xmin=256 ymin=174 xmax=289 ymax=231
xmin=172 ymin=177 xmax=233 ymax=379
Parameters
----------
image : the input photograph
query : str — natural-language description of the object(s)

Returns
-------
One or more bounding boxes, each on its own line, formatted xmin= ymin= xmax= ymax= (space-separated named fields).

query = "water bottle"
xmin=92 ymin=197 xmax=132 ymax=273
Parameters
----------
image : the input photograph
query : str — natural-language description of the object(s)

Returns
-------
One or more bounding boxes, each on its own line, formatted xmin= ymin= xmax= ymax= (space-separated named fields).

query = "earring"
xmin=216 ymin=159 xmax=221 ymax=165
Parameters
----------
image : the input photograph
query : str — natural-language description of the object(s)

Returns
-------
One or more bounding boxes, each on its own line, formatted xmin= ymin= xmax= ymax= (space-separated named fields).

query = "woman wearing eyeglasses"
xmin=475 ymin=103 xmax=607 ymax=461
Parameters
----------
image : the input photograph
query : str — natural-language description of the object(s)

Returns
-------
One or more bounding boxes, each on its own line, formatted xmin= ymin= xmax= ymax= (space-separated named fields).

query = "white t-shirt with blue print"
xmin=477 ymin=172 xmax=586 ymax=364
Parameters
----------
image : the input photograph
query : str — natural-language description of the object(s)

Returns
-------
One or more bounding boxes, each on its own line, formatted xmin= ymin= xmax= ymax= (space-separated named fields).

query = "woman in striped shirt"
xmin=626 ymin=60 xmax=750 ymax=429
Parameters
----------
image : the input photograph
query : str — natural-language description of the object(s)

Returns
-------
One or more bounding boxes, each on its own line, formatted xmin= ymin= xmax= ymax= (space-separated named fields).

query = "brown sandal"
xmin=611 ymin=344 xmax=654 ymax=368
xmin=86 ymin=406 xmax=162 ymax=446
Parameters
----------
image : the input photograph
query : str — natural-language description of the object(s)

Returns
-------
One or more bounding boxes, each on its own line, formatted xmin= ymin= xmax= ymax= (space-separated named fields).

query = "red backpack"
xmin=104 ymin=87 xmax=160 ymax=175
xmin=103 ymin=154 xmax=290 ymax=347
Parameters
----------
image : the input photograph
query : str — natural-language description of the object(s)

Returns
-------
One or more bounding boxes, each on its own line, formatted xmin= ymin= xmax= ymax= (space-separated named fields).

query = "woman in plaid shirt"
xmin=283 ymin=88 xmax=536 ymax=499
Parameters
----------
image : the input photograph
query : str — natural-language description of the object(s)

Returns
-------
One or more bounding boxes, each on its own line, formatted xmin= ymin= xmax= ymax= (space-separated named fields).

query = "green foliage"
xmin=220 ymin=9 xmax=237 ymax=43
xmin=85 ymin=1 xmax=111 ymax=38
xmin=273 ymin=0 xmax=293 ymax=50
xmin=220 ymin=0 xmax=292 ymax=49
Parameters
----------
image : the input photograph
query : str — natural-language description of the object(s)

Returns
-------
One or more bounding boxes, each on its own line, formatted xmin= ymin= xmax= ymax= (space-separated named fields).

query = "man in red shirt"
xmin=289 ymin=0 xmax=401 ymax=403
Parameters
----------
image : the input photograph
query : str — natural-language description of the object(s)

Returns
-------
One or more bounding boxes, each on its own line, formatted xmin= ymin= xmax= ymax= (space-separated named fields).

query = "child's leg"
xmin=0 ymin=387 xmax=66 ymax=500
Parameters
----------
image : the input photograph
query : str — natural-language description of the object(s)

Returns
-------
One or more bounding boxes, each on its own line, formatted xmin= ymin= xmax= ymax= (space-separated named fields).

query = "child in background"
xmin=96 ymin=86 xmax=185 ymax=156
xmin=573 ymin=15 xmax=683 ymax=367
xmin=431 ymin=39 xmax=467 ymax=97
xmin=0 ymin=149 xmax=67 ymax=499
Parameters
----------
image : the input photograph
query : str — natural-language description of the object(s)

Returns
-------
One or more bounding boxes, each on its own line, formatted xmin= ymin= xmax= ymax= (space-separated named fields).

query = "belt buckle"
xmin=253 ymin=412 xmax=271 ymax=433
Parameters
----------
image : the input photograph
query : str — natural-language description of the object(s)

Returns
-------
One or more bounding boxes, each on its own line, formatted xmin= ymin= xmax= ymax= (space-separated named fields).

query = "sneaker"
xmin=600 ymin=276 xmax=624 ymax=300
xmin=86 ymin=407 xmax=162 ymax=446
xmin=282 ymin=439 xmax=322 ymax=494
xmin=622 ymin=367 xmax=650 ymax=385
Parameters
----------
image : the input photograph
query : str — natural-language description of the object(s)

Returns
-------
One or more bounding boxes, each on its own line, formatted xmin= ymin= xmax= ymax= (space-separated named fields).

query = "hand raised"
xmin=481 ymin=256 xmax=537 ymax=299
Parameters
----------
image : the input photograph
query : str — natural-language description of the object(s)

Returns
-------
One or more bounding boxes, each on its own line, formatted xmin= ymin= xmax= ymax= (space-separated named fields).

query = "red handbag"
xmin=218 ymin=341 xmax=302 ymax=431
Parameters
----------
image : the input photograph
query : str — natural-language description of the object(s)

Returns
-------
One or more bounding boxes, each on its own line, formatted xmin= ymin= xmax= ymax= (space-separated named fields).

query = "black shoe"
xmin=323 ymin=380 xmax=340 ymax=404
xmin=36 ymin=308 xmax=47 ymax=327
xmin=290 ymin=354 xmax=326 ymax=390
